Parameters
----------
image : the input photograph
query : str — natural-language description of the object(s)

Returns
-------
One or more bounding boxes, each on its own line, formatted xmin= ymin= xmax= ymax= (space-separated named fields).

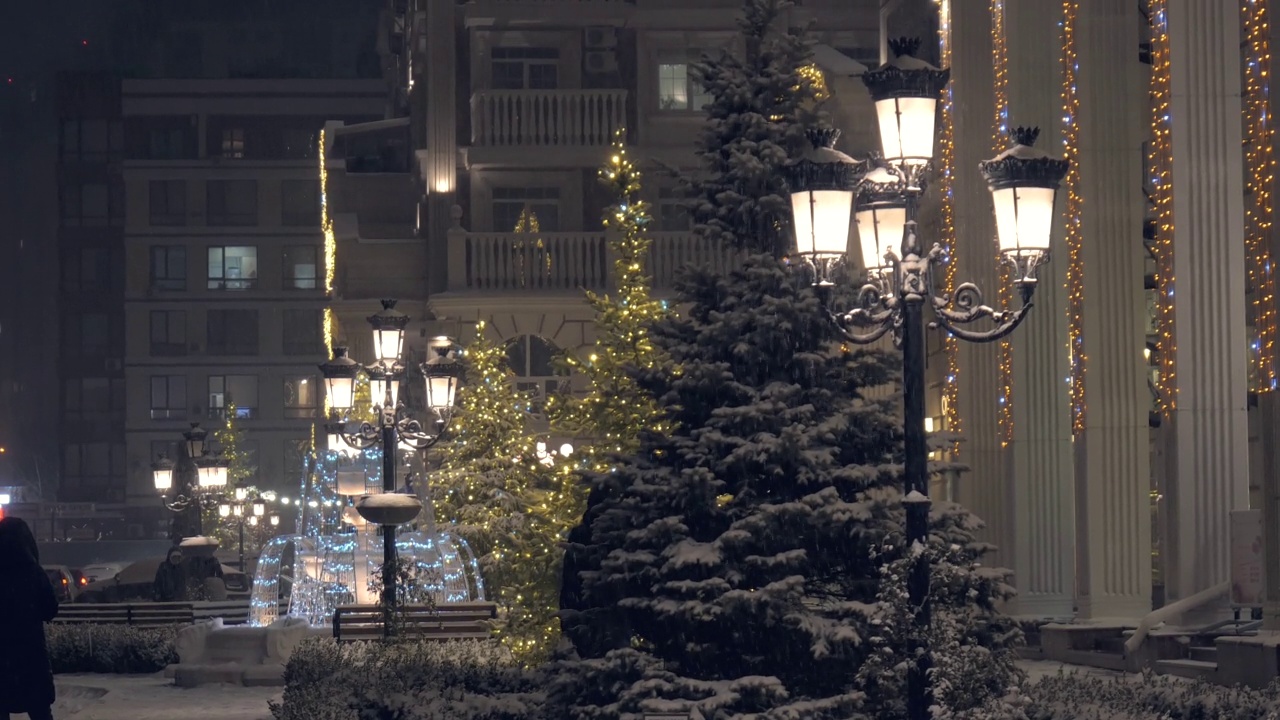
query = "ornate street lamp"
xmin=319 ymin=300 xmax=464 ymax=637
xmin=788 ymin=127 xmax=864 ymax=286
xmin=152 ymin=423 xmax=231 ymax=542
xmin=368 ymin=299 xmax=410 ymax=368
xmin=786 ymin=39 xmax=1068 ymax=720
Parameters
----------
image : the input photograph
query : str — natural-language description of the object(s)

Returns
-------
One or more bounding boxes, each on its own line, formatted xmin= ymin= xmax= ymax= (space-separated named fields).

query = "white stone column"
xmin=948 ymin=0 xmax=1010 ymax=570
xmin=1001 ymin=0 xmax=1076 ymax=619
xmin=1160 ymin=0 xmax=1249 ymax=619
xmin=1073 ymin=0 xmax=1151 ymax=620
xmin=422 ymin=0 xmax=459 ymax=293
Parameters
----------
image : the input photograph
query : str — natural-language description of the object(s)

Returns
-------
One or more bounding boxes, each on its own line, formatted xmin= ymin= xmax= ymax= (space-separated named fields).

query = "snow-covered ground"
xmin=10 ymin=674 xmax=281 ymax=720
xmin=5 ymin=661 xmax=1133 ymax=720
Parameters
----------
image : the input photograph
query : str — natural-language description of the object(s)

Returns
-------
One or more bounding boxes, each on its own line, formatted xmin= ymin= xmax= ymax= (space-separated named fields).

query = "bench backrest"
xmin=332 ymin=602 xmax=497 ymax=642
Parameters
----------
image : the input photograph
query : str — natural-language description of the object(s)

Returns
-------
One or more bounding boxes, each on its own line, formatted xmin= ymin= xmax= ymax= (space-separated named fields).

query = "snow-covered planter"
xmin=45 ymin=623 xmax=179 ymax=674
xmin=270 ymin=638 xmax=530 ymax=720
xmin=355 ymin=493 xmax=423 ymax=526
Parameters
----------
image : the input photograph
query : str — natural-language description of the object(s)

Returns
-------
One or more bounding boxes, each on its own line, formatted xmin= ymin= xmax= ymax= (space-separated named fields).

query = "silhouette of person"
xmin=0 ymin=517 xmax=59 ymax=720
xmin=153 ymin=547 xmax=188 ymax=602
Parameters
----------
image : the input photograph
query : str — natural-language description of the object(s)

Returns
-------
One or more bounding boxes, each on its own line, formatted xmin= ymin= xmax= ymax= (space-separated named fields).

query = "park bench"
xmin=332 ymin=601 xmax=497 ymax=642
xmin=52 ymin=600 xmax=255 ymax=627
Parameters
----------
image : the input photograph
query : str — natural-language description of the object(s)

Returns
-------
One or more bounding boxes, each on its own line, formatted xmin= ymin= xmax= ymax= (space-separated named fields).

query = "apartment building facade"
xmin=121 ymin=79 xmax=386 ymax=507
xmin=324 ymin=0 xmax=897 ymax=408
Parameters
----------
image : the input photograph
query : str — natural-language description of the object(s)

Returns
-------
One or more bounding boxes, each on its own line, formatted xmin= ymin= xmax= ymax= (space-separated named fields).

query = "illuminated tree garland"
xmin=937 ymin=0 xmax=962 ymax=444
xmin=1062 ymin=0 xmax=1087 ymax=432
xmin=551 ymin=129 xmax=672 ymax=470
xmin=1151 ymin=0 xmax=1177 ymax=413
xmin=991 ymin=0 xmax=1014 ymax=447
xmin=1244 ymin=0 xmax=1279 ymax=392
xmin=435 ymin=325 xmax=585 ymax=664
xmin=319 ymin=130 xmax=336 ymax=411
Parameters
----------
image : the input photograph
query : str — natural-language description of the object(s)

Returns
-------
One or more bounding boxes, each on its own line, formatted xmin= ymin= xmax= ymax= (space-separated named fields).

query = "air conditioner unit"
xmin=585 ymin=51 xmax=619 ymax=75
xmin=585 ymin=26 xmax=617 ymax=49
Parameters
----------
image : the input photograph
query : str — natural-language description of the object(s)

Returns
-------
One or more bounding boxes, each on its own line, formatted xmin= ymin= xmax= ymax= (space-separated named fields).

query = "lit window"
xmin=208 ymin=246 xmax=258 ymax=290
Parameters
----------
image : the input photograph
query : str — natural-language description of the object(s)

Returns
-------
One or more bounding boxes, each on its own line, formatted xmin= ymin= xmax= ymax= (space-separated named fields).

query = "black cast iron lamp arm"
xmin=318 ymin=301 xmax=463 ymax=638
xmin=787 ymin=38 xmax=1069 ymax=720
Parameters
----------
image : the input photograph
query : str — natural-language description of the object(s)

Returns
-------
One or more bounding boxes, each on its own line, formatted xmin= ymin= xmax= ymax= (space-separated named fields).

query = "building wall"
xmin=121 ymin=80 xmax=385 ymax=504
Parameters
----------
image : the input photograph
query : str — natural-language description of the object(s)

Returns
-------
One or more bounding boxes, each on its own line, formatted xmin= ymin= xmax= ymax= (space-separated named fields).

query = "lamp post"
xmin=151 ymin=423 xmax=231 ymax=542
xmin=786 ymin=38 xmax=1068 ymax=720
xmin=319 ymin=299 xmax=462 ymax=636
xmin=218 ymin=487 xmax=268 ymax=570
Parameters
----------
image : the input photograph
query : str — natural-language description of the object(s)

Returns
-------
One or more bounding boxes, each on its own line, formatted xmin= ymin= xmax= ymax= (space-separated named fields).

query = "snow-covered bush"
xmin=270 ymin=638 xmax=530 ymax=720
xmin=1017 ymin=671 xmax=1280 ymax=720
xmin=45 ymin=623 xmax=178 ymax=674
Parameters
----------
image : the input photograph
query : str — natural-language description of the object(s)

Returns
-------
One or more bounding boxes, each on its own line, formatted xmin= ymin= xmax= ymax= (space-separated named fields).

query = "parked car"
xmin=79 ymin=563 xmax=125 ymax=583
xmin=75 ymin=556 xmax=250 ymax=603
xmin=42 ymin=565 xmax=79 ymax=603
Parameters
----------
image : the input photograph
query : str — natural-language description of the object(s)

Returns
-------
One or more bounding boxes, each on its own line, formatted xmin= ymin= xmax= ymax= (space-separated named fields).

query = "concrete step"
xmin=1156 ymin=658 xmax=1218 ymax=681
xmin=1094 ymin=636 xmax=1127 ymax=654
xmin=1188 ymin=645 xmax=1219 ymax=663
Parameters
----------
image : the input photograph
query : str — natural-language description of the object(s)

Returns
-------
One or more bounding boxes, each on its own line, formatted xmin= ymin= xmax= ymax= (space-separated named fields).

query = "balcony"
xmin=444 ymin=227 xmax=738 ymax=295
xmin=467 ymin=89 xmax=627 ymax=166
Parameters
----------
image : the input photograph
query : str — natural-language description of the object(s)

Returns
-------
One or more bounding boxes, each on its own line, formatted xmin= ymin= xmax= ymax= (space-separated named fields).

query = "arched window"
xmin=505 ymin=335 xmax=567 ymax=408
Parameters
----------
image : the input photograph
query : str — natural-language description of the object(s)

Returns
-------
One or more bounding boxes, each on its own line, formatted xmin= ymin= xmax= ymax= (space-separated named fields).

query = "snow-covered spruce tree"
xmin=434 ymin=325 xmax=585 ymax=664
xmin=546 ymin=1 xmax=1021 ymax=717
xmin=678 ymin=0 xmax=821 ymax=257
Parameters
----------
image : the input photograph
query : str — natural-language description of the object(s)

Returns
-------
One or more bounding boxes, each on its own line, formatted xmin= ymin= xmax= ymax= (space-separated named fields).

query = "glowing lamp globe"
xmin=196 ymin=457 xmax=229 ymax=491
xmin=318 ymin=347 xmax=361 ymax=415
xmin=336 ymin=470 xmax=367 ymax=496
xmin=861 ymin=37 xmax=951 ymax=169
xmin=218 ymin=503 xmax=232 ymax=518
xmin=367 ymin=366 xmax=401 ymax=410
xmin=151 ymin=455 xmax=175 ymax=493
xmin=253 ymin=501 xmax=266 ymax=517
xmin=785 ymin=127 xmax=861 ymax=285
xmin=855 ymin=167 xmax=908 ymax=274
xmin=978 ymin=126 xmax=1069 ymax=281
xmin=183 ymin=423 xmax=208 ymax=460
xmin=421 ymin=337 xmax=461 ymax=415
xmin=367 ymin=299 xmax=410 ymax=367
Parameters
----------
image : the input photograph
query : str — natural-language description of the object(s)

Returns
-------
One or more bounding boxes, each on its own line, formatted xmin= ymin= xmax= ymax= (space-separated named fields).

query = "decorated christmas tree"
xmin=434 ymin=325 xmax=585 ymax=663
xmin=554 ymin=130 xmax=674 ymax=645
xmin=203 ymin=402 xmax=260 ymax=550
xmin=548 ymin=1 xmax=1021 ymax=717
xmin=551 ymin=129 xmax=671 ymax=467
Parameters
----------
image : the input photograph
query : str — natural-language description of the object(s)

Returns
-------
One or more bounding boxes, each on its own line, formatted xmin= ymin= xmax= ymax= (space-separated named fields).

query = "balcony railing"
xmin=470 ymin=90 xmax=627 ymax=147
xmin=445 ymin=226 xmax=739 ymax=293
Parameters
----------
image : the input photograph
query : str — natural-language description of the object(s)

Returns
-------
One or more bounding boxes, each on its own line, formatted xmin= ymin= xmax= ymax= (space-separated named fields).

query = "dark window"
xmin=281 ymin=127 xmax=318 ymax=159
xmin=491 ymin=47 xmax=559 ymax=90
xmin=149 ymin=311 xmax=187 ymax=356
xmin=206 ymin=180 xmax=257 ymax=226
xmin=282 ymin=309 xmax=323 ymax=355
xmin=505 ymin=334 xmax=567 ymax=409
xmin=206 ymin=309 xmax=259 ymax=355
xmin=61 ymin=183 xmax=110 ymax=227
xmin=221 ymin=128 xmax=245 ymax=159
xmin=150 ymin=246 xmax=187 ymax=291
xmin=492 ymin=187 xmax=560 ymax=232
xmin=149 ymin=128 xmax=190 ymax=159
xmin=64 ymin=377 xmax=124 ymax=422
xmin=208 ymin=375 xmax=259 ymax=419
xmin=80 ymin=313 xmax=110 ymax=356
xmin=283 ymin=377 xmax=319 ymax=419
xmin=281 ymin=180 xmax=321 ymax=226
xmin=148 ymin=180 xmax=187 ymax=226
xmin=63 ymin=247 xmax=114 ymax=292
xmin=60 ymin=119 xmax=122 ymax=162
xmin=207 ymin=246 xmax=258 ymax=290
xmin=283 ymin=246 xmax=319 ymax=289
xmin=657 ymin=186 xmax=691 ymax=231
xmin=150 ymin=376 xmax=187 ymax=420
